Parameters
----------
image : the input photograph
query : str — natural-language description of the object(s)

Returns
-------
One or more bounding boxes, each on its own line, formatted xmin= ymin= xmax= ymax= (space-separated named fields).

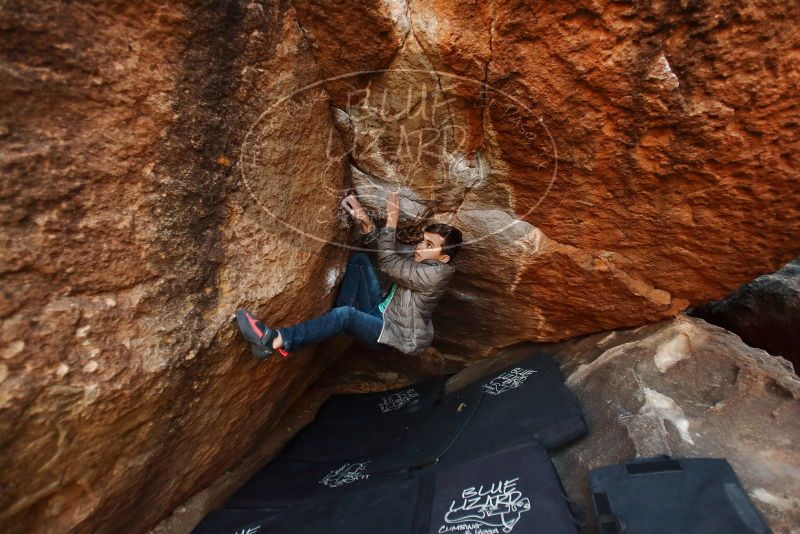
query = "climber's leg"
xmin=274 ymin=253 xmax=383 ymax=351
xmin=233 ymin=309 xmax=286 ymax=359
xmin=277 ymin=305 xmax=383 ymax=352
xmin=335 ymin=252 xmax=383 ymax=314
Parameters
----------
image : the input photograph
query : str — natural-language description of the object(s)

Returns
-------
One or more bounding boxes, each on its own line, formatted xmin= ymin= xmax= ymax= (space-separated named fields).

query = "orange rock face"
xmin=1 ymin=1 xmax=349 ymax=532
xmin=1 ymin=0 xmax=799 ymax=532
xmin=292 ymin=0 xmax=800 ymax=355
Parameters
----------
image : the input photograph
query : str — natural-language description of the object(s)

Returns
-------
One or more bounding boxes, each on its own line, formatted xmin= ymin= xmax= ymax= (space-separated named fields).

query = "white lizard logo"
xmin=482 ymin=369 xmax=537 ymax=396
xmin=378 ymin=388 xmax=420 ymax=413
xmin=319 ymin=462 xmax=370 ymax=488
xmin=440 ymin=478 xmax=532 ymax=533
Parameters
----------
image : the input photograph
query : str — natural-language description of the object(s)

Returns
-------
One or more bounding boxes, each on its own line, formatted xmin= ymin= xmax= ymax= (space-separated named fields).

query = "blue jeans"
xmin=277 ymin=253 xmax=385 ymax=352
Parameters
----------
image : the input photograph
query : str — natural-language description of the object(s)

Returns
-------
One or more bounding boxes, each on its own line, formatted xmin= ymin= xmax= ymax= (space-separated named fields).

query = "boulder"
xmin=2 ymin=0 xmax=799 ymax=532
xmin=689 ymin=257 xmax=800 ymax=372
xmin=0 ymin=2 xmax=350 ymax=532
xmin=540 ymin=315 xmax=799 ymax=533
xmin=290 ymin=0 xmax=800 ymax=355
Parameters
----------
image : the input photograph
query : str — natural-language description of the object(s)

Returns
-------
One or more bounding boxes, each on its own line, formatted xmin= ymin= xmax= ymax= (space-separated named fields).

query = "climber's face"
xmin=414 ymin=232 xmax=450 ymax=263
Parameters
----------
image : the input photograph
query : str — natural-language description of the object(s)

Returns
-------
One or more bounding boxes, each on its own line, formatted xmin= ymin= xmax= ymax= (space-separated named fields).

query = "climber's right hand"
xmin=342 ymin=194 xmax=371 ymax=224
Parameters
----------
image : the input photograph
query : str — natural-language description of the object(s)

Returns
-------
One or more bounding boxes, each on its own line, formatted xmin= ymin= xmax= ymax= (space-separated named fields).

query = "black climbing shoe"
xmin=249 ymin=341 xmax=272 ymax=360
xmin=234 ymin=309 xmax=287 ymax=360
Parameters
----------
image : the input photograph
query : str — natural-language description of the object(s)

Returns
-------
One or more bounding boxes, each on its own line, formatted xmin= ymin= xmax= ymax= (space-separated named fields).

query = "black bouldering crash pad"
xmin=424 ymin=441 xmax=580 ymax=534
xmin=368 ymin=386 xmax=482 ymax=473
xmin=278 ymin=415 xmax=416 ymax=463
xmin=315 ymin=375 xmax=448 ymax=424
xmin=191 ymin=507 xmax=309 ymax=534
xmin=589 ymin=456 xmax=772 ymax=534
xmin=200 ymin=443 xmax=579 ymax=534
xmin=439 ymin=352 xmax=588 ymax=466
xmin=370 ymin=352 xmax=587 ymax=472
xmin=225 ymin=457 xmax=410 ymax=509
xmin=278 ymin=376 xmax=450 ymax=463
xmin=196 ymin=352 xmax=590 ymax=533
xmin=195 ymin=477 xmax=421 ymax=534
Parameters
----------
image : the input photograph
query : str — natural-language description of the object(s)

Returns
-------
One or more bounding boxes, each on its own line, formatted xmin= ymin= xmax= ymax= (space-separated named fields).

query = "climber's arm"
xmin=343 ymin=194 xmax=379 ymax=248
xmin=359 ymin=219 xmax=379 ymax=248
xmin=385 ymin=190 xmax=400 ymax=230
xmin=375 ymin=191 xmax=446 ymax=290
xmin=376 ymin=226 xmax=447 ymax=291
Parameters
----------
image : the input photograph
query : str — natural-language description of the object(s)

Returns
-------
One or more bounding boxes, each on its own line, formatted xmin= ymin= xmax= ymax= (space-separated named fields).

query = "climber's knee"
xmin=334 ymin=305 xmax=358 ymax=330
xmin=331 ymin=305 xmax=356 ymax=327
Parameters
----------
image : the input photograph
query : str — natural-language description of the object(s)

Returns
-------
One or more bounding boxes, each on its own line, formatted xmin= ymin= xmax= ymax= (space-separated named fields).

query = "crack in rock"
xmin=403 ymin=0 xmax=457 ymax=133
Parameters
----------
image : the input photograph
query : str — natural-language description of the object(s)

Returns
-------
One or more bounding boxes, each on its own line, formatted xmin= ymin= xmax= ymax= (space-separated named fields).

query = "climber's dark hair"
xmin=424 ymin=223 xmax=463 ymax=261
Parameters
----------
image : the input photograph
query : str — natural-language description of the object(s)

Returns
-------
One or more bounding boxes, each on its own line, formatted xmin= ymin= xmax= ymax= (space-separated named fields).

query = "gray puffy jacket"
xmin=360 ymin=224 xmax=456 ymax=355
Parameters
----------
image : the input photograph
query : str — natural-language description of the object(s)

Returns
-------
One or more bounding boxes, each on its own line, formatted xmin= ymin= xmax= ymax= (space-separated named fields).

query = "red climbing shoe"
xmin=234 ymin=309 xmax=289 ymax=360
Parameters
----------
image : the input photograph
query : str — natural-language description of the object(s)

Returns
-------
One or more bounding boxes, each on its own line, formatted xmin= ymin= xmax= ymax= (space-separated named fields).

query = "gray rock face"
xmin=689 ymin=258 xmax=800 ymax=373
xmin=545 ymin=315 xmax=800 ymax=534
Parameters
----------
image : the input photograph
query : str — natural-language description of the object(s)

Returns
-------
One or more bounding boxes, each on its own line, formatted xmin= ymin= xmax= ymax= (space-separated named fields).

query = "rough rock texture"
xmin=689 ymin=256 xmax=800 ymax=372
xmin=548 ymin=315 xmax=799 ymax=533
xmin=2 ymin=0 xmax=800 ymax=533
xmin=0 ymin=2 xmax=352 ymax=532
xmin=293 ymin=0 xmax=800 ymax=356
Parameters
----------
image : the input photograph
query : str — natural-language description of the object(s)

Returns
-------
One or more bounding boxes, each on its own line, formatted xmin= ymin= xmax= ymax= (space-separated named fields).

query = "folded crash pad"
xmin=225 ymin=457 xmax=410 ymax=509
xmin=437 ymin=352 xmax=587 ymax=467
xmin=315 ymin=375 xmax=448 ymax=424
xmin=588 ymin=456 xmax=772 ymax=534
xmin=195 ymin=477 xmax=421 ymax=534
xmin=368 ymin=386 xmax=482 ymax=473
xmin=191 ymin=507 xmax=309 ymax=534
xmin=278 ymin=414 xmax=417 ymax=462
xmin=425 ymin=441 xmax=580 ymax=534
